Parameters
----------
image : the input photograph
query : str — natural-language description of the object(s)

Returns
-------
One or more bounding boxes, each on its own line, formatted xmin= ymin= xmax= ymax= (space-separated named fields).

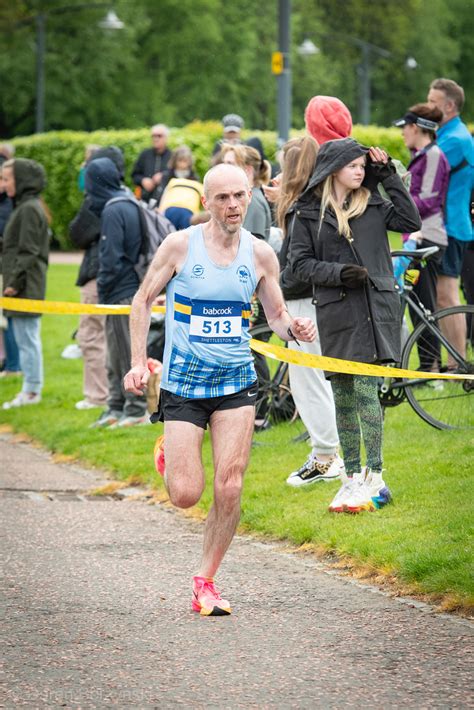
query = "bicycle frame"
xmin=401 ymin=288 xmax=469 ymax=371
xmin=379 ymin=247 xmax=473 ymax=427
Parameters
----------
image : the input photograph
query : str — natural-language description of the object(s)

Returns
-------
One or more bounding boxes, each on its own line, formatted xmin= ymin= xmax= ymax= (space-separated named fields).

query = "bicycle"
xmin=378 ymin=245 xmax=473 ymax=430
xmin=250 ymin=246 xmax=473 ymax=431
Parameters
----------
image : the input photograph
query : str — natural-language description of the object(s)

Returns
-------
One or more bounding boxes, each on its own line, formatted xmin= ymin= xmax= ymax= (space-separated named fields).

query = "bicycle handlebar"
xmin=390 ymin=246 xmax=440 ymax=260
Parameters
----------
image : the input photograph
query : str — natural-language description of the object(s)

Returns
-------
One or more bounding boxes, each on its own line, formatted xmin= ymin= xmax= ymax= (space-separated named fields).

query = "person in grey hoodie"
xmin=290 ymin=138 xmax=421 ymax=514
xmin=2 ymin=158 xmax=49 ymax=409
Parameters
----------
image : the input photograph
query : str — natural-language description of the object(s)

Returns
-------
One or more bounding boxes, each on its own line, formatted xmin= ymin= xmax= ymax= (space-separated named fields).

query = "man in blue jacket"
xmin=87 ymin=157 xmax=148 ymax=428
xmin=428 ymin=78 xmax=474 ymax=365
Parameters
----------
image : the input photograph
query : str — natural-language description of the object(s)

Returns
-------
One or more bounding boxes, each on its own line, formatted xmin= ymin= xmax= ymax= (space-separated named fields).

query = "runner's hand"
xmin=124 ymin=365 xmax=150 ymax=395
xmin=291 ymin=317 xmax=316 ymax=342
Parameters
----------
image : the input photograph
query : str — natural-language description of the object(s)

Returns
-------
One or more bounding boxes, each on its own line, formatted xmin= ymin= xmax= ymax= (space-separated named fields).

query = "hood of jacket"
xmin=301 ymin=138 xmax=369 ymax=198
xmin=13 ymin=159 xmax=47 ymax=204
xmin=85 ymin=157 xmax=125 ymax=216
xmin=89 ymin=146 xmax=125 ymax=181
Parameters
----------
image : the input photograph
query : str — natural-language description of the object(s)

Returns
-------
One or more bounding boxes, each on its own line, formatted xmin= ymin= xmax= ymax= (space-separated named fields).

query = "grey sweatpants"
xmin=105 ymin=297 xmax=147 ymax=418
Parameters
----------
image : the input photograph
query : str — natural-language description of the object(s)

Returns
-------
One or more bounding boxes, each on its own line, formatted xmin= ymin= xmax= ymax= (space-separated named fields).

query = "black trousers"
xmin=461 ymin=242 xmax=474 ymax=345
xmin=408 ymin=239 xmax=445 ymax=370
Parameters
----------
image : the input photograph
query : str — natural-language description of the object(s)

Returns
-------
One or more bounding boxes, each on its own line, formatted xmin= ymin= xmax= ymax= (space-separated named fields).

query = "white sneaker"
xmin=61 ymin=344 xmax=82 ymax=359
xmin=365 ymin=469 xmax=392 ymax=509
xmin=343 ymin=470 xmax=375 ymax=514
xmin=287 ymin=453 xmax=345 ymax=487
xmin=0 ymin=370 xmax=22 ymax=378
xmin=425 ymin=379 xmax=444 ymax=392
xmin=75 ymin=399 xmax=104 ymax=410
xmin=2 ymin=392 xmax=41 ymax=410
xmin=109 ymin=414 xmax=150 ymax=429
xmin=328 ymin=478 xmax=356 ymax=513
xmin=89 ymin=410 xmax=122 ymax=428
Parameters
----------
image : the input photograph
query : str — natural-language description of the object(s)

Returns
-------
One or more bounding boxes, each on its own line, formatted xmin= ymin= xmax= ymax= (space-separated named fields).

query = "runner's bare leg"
xmin=198 ymin=405 xmax=255 ymax=578
xmin=164 ymin=420 xmax=206 ymax=508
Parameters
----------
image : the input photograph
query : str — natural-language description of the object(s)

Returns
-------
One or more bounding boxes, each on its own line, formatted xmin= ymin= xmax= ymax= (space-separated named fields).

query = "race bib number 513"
xmin=189 ymin=300 xmax=243 ymax=344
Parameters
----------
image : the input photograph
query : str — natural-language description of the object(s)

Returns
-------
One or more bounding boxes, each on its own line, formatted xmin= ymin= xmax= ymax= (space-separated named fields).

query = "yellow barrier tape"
xmin=1 ymin=297 xmax=472 ymax=381
xmin=250 ymin=339 xmax=474 ymax=381
xmin=0 ymin=297 xmax=165 ymax=316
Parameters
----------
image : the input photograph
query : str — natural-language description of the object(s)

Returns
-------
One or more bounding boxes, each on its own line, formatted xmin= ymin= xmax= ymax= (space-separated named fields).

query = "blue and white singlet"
xmin=160 ymin=224 xmax=258 ymax=398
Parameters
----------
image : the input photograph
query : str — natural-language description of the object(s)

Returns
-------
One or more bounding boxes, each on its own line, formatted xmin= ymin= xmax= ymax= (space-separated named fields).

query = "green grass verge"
xmin=1 ymin=263 xmax=473 ymax=611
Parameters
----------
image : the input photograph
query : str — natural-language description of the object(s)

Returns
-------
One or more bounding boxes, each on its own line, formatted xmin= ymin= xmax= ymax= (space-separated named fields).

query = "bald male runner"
xmin=124 ymin=164 xmax=315 ymax=616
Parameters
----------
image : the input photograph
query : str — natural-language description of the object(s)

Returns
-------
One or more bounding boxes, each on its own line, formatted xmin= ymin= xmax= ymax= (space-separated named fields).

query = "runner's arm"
xmin=124 ymin=232 xmax=187 ymax=395
xmin=254 ymin=239 xmax=316 ymax=343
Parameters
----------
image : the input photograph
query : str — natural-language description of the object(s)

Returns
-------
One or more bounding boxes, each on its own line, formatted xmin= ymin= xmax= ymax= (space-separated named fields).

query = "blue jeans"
xmin=4 ymin=317 xmax=21 ymax=371
xmin=11 ymin=316 xmax=43 ymax=394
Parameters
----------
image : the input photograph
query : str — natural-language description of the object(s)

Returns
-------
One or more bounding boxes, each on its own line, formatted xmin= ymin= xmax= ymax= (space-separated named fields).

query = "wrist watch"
xmin=287 ymin=326 xmax=301 ymax=347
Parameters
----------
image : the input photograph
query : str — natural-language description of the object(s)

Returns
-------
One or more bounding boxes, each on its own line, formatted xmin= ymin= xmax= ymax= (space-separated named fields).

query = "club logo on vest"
xmin=237 ymin=265 xmax=250 ymax=283
xmin=192 ymin=264 xmax=205 ymax=278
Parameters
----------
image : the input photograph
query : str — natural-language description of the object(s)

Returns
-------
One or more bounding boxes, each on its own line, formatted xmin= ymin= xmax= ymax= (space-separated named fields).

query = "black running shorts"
xmin=151 ymin=382 xmax=258 ymax=430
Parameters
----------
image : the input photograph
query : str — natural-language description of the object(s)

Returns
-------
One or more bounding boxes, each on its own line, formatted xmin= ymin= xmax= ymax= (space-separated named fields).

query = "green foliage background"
xmin=11 ymin=122 xmax=411 ymax=247
xmin=1 ymin=0 xmax=474 ymax=138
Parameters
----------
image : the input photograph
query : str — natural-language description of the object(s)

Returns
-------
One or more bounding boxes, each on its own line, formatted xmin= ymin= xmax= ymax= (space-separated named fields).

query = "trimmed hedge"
xmin=12 ymin=121 xmax=412 ymax=249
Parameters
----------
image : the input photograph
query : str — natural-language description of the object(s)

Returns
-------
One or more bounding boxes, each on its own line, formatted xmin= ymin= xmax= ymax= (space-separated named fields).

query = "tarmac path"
xmin=1 ymin=433 xmax=472 ymax=709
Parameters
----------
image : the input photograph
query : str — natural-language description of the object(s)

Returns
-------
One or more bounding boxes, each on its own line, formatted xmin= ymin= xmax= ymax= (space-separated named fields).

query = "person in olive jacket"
xmin=289 ymin=138 xmax=421 ymax=515
xmin=2 ymin=158 xmax=49 ymax=409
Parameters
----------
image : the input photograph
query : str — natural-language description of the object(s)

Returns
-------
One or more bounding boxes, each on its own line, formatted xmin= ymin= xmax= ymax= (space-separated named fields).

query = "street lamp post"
xmin=276 ymin=0 xmax=291 ymax=147
xmin=30 ymin=4 xmax=124 ymax=133
xmin=35 ymin=14 xmax=46 ymax=134
xmin=357 ymin=41 xmax=371 ymax=126
xmin=354 ymin=39 xmax=390 ymax=125
xmin=298 ymin=35 xmax=394 ymax=125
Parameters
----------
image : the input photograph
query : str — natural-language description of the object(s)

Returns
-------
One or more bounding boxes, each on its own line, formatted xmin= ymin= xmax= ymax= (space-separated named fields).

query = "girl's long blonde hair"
xmin=276 ymin=136 xmax=319 ymax=233
xmin=318 ymin=174 xmax=370 ymax=240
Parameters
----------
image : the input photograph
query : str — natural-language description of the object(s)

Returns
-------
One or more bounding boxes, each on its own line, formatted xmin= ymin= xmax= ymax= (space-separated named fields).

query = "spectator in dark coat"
xmin=0 ymin=162 xmax=20 ymax=377
xmin=68 ymin=146 xmax=127 ymax=411
xmin=86 ymin=157 xmax=148 ymax=428
xmin=212 ymin=114 xmax=245 ymax=156
xmin=131 ymin=124 xmax=172 ymax=203
xmin=1 ymin=159 xmax=49 ymax=409
xmin=289 ymin=138 xmax=421 ymax=515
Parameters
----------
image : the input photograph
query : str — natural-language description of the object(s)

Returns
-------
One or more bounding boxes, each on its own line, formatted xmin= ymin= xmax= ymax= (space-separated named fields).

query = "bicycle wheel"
xmin=401 ymin=305 xmax=474 ymax=429
xmin=249 ymin=323 xmax=297 ymax=426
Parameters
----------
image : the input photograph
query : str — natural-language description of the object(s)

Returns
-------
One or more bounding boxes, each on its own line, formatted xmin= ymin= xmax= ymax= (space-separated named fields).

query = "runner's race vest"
xmin=161 ymin=224 xmax=258 ymax=398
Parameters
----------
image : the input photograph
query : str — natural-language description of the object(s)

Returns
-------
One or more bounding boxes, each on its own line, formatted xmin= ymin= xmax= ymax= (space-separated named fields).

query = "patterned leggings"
xmin=330 ymin=374 xmax=383 ymax=475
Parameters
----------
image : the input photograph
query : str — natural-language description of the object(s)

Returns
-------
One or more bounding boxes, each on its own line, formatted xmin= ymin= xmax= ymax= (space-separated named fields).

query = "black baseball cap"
xmin=393 ymin=111 xmax=438 ymax=131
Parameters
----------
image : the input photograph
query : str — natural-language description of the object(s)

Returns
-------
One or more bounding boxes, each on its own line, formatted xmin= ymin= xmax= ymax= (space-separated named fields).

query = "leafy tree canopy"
xmin=1 ymin=0 xmax=473 ymax=138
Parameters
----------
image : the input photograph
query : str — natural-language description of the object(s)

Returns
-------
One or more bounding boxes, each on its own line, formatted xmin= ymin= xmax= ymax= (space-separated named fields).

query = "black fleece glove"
xmin=341 ymin=264 xmax=369 ymax=288
xmin=368 ymin=157 xmax=396 ymax=183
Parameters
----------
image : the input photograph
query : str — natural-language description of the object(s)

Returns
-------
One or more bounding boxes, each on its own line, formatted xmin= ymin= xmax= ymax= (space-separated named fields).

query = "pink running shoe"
xmin=192 ymin=576 xmax=231 ymax=616
xmin=153 ymin=435 xmax=165 ymax=477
